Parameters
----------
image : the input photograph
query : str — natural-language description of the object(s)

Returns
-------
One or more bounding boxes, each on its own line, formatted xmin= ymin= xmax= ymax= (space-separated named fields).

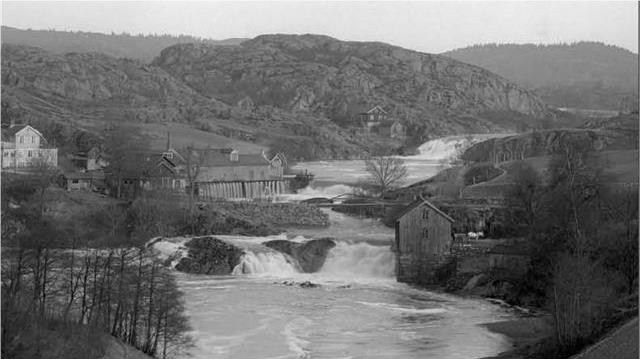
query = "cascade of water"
xmin=232 ymin=251 xmax=298 ymax=276
xmin=319 ymin=241 xmax=395 ymax=279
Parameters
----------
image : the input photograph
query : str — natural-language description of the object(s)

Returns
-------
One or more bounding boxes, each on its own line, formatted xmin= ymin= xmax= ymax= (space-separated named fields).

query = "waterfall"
xmin=413 ymin=134 xmax=513 ymax=161
xmin=232 ymin=251 xmax=299 ymax=276
xmin=319 ymin=242 xmax=395 ymax=279
xmin=229 ymin=240 xmax=395 ymax=281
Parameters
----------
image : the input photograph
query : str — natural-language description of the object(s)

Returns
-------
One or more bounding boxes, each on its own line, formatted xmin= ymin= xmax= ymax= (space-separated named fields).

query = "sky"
xmin=1 ymin=1 xmax=638 ymax=53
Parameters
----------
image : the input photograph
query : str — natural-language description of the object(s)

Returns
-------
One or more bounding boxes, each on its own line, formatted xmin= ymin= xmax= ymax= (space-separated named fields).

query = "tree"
xmin=103 ymin=126 xmax=148 ymax=198
xmin=364 ymin=156 xmax=408 ymax=198
xmin=505 ymin=162 xmax=544 ymax=232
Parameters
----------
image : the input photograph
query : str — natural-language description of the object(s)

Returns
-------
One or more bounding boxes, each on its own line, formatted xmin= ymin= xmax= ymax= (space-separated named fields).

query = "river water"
xmin=157 ymin=134 xmax=516 ymax=359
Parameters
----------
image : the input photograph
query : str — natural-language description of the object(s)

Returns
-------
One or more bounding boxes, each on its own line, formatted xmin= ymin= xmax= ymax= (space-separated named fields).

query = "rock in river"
xmin=263 ymin=238 xmax=336 ymax=273
xmin=174 ymin=236 xmax=244 ymax=275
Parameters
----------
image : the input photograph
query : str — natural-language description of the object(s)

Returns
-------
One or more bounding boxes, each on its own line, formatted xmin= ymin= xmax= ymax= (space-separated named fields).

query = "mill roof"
xmin=179 ymin=148 xmax=269 ymax=167
xmin=395 ymin=195 xmax=455 ymax=223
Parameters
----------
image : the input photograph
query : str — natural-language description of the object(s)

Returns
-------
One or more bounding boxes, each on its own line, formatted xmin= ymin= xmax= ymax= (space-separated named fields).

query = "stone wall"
xmin=396 ymin=253 xmax=450 ymax=285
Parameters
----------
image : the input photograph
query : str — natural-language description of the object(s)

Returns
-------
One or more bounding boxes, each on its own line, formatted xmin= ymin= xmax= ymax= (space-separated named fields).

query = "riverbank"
xmin=481 ymin=316 xmax=553 ymax=359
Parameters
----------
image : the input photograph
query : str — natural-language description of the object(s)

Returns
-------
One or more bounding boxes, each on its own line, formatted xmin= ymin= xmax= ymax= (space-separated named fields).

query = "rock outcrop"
xmin=2 ymin=34 xmax=554 ymax=160
xmin=154 ymin=34 xmax=550 ymax=138
xmin=174 ymin=236 xmax=244 ymax=275
xmin=264 ymin=238 xmax=336 ymax=273
xmin=461 ymin=114 xmax=639 ymax=164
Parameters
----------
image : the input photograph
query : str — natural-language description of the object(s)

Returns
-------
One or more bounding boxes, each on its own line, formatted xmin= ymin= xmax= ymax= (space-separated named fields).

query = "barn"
xmin=394 ymin=197 xmax=454 ymax=284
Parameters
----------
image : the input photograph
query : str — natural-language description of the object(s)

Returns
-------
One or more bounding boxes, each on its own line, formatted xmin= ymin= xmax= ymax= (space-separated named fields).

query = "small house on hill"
xmin=68 ymin=147 xmax=108 ymax=171
xmin=390 ymin=121 xmax=406 ymax=139
xmin=1 ymin=124 xmax=58 ymax=169
xmin=358 ymin=105 xmax=389 ymax=124
xmin=394 ymin=196 xmax=454 ymax=284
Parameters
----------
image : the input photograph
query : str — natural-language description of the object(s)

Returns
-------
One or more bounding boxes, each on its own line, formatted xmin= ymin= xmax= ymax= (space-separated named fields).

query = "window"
xmin=28 ymin=150 xmax=32 ymax=157
xmin=423 ymin=227 xmax=429 ymax=240
xmin=19 ymin=136 xmax=23 ymax=144
xmin=422 ymin=209 xmax=429 ymax=220
xmin=72 ymin=179 xmax=79 ymax=184
xmin=31 ymin=136 xmax=35 ymax=143
xmin=3 ymin=152 xmax=7 ymax=157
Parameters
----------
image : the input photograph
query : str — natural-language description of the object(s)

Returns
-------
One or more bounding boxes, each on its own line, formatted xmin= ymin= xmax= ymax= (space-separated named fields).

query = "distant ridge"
xmin=1 ymin=26 xmax=246 ymax=62
xmin=443 ymin=42 xmax=639 ymax=111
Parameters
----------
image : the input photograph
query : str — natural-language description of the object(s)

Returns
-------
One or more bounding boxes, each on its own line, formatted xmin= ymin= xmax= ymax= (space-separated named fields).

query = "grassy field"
xmin=136 ymin=122 xmax=267 ymax=153
xmin=462 ymin=149 xmax=638 ymax=199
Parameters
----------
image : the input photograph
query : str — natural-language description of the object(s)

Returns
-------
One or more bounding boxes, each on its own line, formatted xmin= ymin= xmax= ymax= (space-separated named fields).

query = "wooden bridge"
xmin=308 ymin=193 xmax=410 ymax=209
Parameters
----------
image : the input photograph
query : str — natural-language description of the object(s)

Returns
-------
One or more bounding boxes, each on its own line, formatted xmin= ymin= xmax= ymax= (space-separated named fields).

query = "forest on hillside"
xmin=444 ymin=42 xmax=639 ymax=111
xmin=1 ymin=26 xmax=245 ymax=62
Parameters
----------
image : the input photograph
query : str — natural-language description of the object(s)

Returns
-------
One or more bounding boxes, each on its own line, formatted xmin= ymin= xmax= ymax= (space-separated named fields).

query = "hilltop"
xmin=154 ymin=34 xmax=549 ymax=135
xmin=2 ymin=34 xmax=554 ymax=160
xmin=443 ymin=42 xmax=639 ymax=111
xmin=1 ymin=26 xmax=245 ymax=62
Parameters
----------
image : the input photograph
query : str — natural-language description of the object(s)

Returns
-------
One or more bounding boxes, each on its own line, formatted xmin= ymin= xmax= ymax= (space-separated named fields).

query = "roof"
xmin=366 ymin=105 xmax=388 ymax=114
xmin=354 ymin=105 xmax=389 ymax=115
xmin=1 ymin=125 xmax=46 ymax=142
xmin=178 ymin=148 xmax=269 ymax=167
xmin=395 ymin=195 xmax=455 ymax=223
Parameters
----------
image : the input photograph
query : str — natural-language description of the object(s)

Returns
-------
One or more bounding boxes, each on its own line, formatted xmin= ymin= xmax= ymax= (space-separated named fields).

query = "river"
xmin=157 ymin=134 xmax=516 ymax=359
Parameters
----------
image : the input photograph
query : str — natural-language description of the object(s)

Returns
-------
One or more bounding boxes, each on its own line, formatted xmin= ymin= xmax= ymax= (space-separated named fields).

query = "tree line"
xmin=1 ymin=168 xmax=192 ymax=358
xmin=505 ymin=138 xmax=638 ymax=357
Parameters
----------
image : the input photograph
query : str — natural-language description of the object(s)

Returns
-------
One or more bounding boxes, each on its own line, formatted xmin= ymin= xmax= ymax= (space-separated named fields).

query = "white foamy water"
xmin=155 ymin=135 xmax=521 ymax=359
xmin=232 ymin=251 xmax=298 ymax=276
xmin=158 ymin=230 xmax=515 ymax=359
xmin=291 ymin=134 xmax=511 ymax=186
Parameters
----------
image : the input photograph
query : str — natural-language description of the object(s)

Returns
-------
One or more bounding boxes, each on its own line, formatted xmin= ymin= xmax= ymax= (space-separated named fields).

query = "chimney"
xmin=230 ymin=149 xmax=239 ymax=162
xmin=166 ymin=131 xmax=171 ymax=151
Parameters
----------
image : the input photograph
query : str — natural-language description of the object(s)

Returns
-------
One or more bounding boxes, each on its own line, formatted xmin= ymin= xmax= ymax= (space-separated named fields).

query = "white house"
xmin=1 ymin=124 xmax=58 ymax=169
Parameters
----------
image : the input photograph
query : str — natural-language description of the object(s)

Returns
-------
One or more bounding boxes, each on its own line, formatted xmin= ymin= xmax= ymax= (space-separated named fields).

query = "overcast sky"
xmin=2 ymin=1 xmax=638 ymax=53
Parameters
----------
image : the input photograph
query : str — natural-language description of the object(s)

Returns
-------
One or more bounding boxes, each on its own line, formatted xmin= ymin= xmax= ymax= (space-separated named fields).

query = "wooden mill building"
xmin=394 ymin=196 xmax=454 ymax=284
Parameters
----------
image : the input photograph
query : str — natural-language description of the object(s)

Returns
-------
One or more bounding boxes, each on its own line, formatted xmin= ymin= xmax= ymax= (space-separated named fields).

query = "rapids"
xmin=155 ymin=135 xmax=518 ymax=358
xmin=290 ymin=133 xmax=513 ymax=186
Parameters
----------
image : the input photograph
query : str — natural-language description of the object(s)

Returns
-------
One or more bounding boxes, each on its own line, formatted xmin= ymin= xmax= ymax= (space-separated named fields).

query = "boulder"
xmin=174 ymin=236 xmax=244 ymax=275
xmin=264 ymin=238 xmax=336 ymax=272
xmin=462 ymin=273 xmax=490 ymax=291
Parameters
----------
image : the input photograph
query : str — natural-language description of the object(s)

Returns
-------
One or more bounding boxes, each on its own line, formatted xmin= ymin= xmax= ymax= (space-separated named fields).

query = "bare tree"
xmin=181 ymin=146 xmax=204 ymax=234
xmin=364 ymin=156 xmax=408 ymax=198
xmin=103 ymin=125 xmax=147 ymax=198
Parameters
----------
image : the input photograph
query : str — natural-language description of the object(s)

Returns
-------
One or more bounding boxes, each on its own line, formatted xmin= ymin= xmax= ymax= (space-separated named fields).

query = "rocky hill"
xmin=1 ymin=43 xmax=373 ymax=160
xmin=460 ymin=113 xmax=639 ymax=164
xmin=154 ymin=34 xmax=549 ymax=138
xmin=443 ymin=42 xmax=639 ymax=111
xmin=1 ymin=26 xmax=245 ymax=62
xmin=2 ymin=35 xmax=554 ymax=161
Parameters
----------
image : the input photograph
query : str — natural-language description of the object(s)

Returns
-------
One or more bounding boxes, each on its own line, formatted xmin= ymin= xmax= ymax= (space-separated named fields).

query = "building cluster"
xmin=61 ymin=133 xmax=289 ymax=200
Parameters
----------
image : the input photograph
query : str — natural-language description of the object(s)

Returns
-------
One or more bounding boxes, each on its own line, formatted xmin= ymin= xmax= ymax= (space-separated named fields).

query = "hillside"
xmin=2 ymin=35 xmax=555 ymax=161
xmin=0 ymin=43 xmax=369 ymax=160
xmin=154 ymin=34 xmax=550 ymax=139
xmin=443 ymin=42 xmax=639 ymax=111
xmin=1 ymin=26 xmax=245 ymax=62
